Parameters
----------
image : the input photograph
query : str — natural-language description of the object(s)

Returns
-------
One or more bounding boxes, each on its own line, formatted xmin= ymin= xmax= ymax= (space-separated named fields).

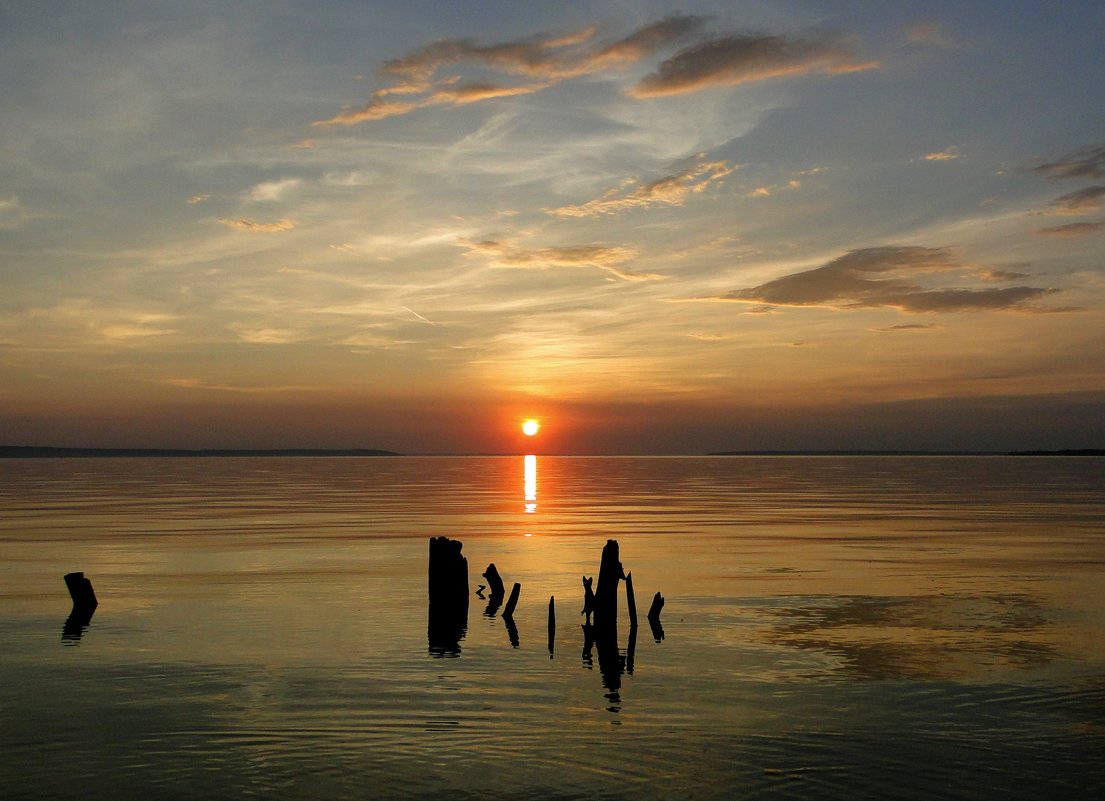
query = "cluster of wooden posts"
xmin=427 ymin=535 xmax=665 ymax=659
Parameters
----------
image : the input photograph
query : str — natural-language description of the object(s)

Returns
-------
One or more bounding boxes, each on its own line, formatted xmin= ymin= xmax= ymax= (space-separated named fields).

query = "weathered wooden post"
xmin=64 ymin=572 xmax=98 ymax=610
xmin=594 ymin=539 xmax=625 ymax=630
xmin=647 ymin=591 xmax=665 ymax=642
xmin=625 ymin=571 xmax=638 ymax=629
xmin=427 ymin=537 xmax=469 ymax=656
xmin=548 ymin=596 xmax=555 ymax=658
xmin=62 ymin=572 xmax=98 ymax=642
xmin=502 ymin=581 xmax=521 ymax=618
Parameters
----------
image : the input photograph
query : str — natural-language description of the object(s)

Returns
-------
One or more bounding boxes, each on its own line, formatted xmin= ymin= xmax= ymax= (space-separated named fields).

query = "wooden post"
xmin=503 ymin=581 xmax=521 ymax=618
xmin=625 ymin=571 xmax=638 ymax=629
xmin=64 ymin=572 xmax=98 ymax=610
xmin=548 ymin=596 xmax=555 ymax=657
xmin=427 ymin=537 xmax=469 ymax=657
xmin=428 ymin=536 xmax=468 ymax=604
xmin=594 ymin=539 xmax=624 ymax=629
xmin=647 ymin=590 xmax=664 ymax=621
xmin=482 ymin=563 xmax=505 ymax=600
xmin=647 ymin=591 xmax=665 ymax=643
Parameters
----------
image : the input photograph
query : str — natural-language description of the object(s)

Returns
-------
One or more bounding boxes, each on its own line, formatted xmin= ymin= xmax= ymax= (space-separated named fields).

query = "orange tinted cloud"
xmin=549 ymin=158 xmax=733 ymax=217
xmin=218 ymin=218 xmax=294 ymax=233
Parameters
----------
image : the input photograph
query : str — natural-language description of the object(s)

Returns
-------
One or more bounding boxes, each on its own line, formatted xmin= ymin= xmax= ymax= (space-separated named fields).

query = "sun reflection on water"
xmin=524 ymin=454 xmax=537 ymax=514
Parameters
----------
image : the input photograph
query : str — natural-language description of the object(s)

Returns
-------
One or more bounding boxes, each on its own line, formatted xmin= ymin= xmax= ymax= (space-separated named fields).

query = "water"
xmin=1 ymin=456 xmax=1103 ymax=800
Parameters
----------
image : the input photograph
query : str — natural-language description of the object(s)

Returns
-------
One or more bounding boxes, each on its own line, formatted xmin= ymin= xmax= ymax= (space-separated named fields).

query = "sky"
xmin=2 ymin=0 xmax=1104 ymax=454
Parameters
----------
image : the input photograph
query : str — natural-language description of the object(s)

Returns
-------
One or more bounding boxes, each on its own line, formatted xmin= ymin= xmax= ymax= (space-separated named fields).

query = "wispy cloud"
xmin=549 ymin=158 xmax=733 ymax=217
xmin=905 ymin=22 xmax=954 ymax=48
xmin=315 ymin=15 xmax=704 ymax=125
xmin=1036 ymin=219 xmax=1105 ymax=237
xmin=249 ymin=178 xmax=301 ymax=202
xmin=872 ymin=323 xmax=939 ymax=332
xmin=1048 ymin=185 xmax=1105 ymax=213
xmin=218 ymin=218 xmax=294 ymax=233
xmin=707 ymin=246 xmax=1058 ymax=313
xmin=630 ymin=33 xmax=876 ymax=97
xmin=460 ymin=238 xmax=665 ymax=281
xmin=978 ymin=269 xmax=1030 ymax=282
xmin=922 ymin=147 xmax=960 ymax=161
xmin=1033 ymin=143 xmax=1105 ymax=179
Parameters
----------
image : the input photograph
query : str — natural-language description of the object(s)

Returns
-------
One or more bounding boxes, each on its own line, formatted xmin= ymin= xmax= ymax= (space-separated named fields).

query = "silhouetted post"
xmin=647 ymin=591 xmax=664 ymax=622
xmin=427 ymin=537 xmax=469 ymax=657
xmin=504 ymin=615 xmax=520 ymax=648
xmin=648 ymin=591 xmax=665 ymax=642
xmin=548 ymin=596 xmax=555 ymax=657
xmin=62 ymin=572 xmax=98 ymax=643
xmin=503 ymin=581 xmax=521 ymax=618
xmin=594 ymin=539 xmax=625 ymax=630
xmin=482 ymin=563 xmax=505 ymax=599
xmin=64 ymin=572 xmax=98 ymax=610
xmin=625 ymin=571 xmax=638 ymax=629
xmin=581 ymin=576 xmax=595 ymax=624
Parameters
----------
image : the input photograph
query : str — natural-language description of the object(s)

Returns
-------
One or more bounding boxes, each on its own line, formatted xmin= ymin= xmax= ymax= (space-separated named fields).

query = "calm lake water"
xmin=1 ymin=456 xmax=1103 ymax=800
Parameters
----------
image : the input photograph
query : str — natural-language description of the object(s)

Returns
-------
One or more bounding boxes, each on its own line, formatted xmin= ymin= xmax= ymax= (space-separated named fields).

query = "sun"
xmin=522 ymin=419 xmax=540 ymax=437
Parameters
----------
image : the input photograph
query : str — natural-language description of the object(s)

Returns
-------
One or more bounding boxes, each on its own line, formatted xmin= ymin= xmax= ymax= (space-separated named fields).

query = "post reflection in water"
xmin=524 ymin=454 xmax=536 ymax=513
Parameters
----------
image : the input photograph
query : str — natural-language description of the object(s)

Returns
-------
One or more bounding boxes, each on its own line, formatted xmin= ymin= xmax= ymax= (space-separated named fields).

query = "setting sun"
xmin=522 ymin=419 xmax=540 ymax=437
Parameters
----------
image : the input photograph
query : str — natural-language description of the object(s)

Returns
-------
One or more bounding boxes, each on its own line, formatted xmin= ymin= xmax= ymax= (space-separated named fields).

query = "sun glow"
xmin=522 ymin=419 xmax=540 ymax=436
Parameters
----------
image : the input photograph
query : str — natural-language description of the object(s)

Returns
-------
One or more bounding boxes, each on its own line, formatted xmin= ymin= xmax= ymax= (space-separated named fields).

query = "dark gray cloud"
xmin=631 ymin=33 xmax=876 ymax=97
xmin=1049 ymin=185 xmax=1105 ymax=213
xmin=1036 ymin=219 xmax=1105 ymax=237
xmin=715 ymin=246 xmax=1057 ymax=313
xmin=1033 ymin=143 xmax=1105 ymax=179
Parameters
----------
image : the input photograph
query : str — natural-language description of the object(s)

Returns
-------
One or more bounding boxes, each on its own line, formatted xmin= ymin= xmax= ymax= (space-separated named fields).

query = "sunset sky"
xmin=2 ymin=1 xmax=1104 ymax=454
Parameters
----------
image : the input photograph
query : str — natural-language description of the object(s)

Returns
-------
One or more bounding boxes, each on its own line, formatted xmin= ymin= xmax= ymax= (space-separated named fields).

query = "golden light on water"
xmin=524 ymin=454 xmax=537 ymax=513
xmin=522 ymin=419 xmax=540 ymax=437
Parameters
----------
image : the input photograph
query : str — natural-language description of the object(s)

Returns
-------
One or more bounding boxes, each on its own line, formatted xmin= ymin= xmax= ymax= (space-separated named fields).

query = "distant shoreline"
xmin=2 ymin=445 xmax=1101 ymax=458
xmin=0 ymin=446 xmax=402 ymax=458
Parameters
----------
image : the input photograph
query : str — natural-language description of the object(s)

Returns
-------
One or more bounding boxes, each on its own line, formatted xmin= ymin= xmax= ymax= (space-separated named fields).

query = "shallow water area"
xmin=1 ymin=455 xmax=1103 ymax=799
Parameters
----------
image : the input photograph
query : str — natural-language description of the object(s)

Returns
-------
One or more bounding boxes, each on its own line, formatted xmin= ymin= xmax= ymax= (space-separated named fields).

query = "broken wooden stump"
xmin=594 ymin=539 xmax=625 ymax=630
xmin=482 ymin=563 xmax=505 ymax=600
xmin=64 ymin=572 xmax=98 ymax=610
xmin=647 ymin=590 xmax=664 ymax=621
xmin=647 ymin=591 xmax=665 ymax=642
xmin=580 ymin=576 xmax=595 ymax=624
xmin=427 ymin=537 xmax=469 ymax=657
xmin=62 ymin=571 xmax=98 ymax=643
xmin=502 ymin=581 xmax=521 ymax=619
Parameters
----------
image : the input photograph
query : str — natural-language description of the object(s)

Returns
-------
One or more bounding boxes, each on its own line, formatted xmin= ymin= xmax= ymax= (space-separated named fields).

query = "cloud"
xmin=1033 ymin=143 xmax=1105 ymax=179
xmin=922 ymin=147 xmax=960 ymax=161
xmin=905 ymin=22 xmax=954 ymax=48
xmin=460 ymin=238 xmax=665 ymax=281
xmin=315 ymin=16 xmax=704 ymax=126
xmin=712 ymin=246 xmax=1057 ymax=313
xmin=978 ymin=269 xmax=1030 ymax=282
xmin=1048 ymin=185 xmax=1105 ymax=213
xmin=873 ymin=323 xmax=938 ymax=332
xmin=249 ymin=178 xmax=301 ymax=202
xmin=186 ymin=194 xmax=210 ymax=204
xmin=426 ymin=81 xmax=550 ymax=105
xmin=1035 ymin=219 xmax=1105 ymax=237
xmin=630 ymin=33 xmax=877 ymax=97
xmin=549 ymin=158 xmax=733 ymax=217
xmin=218 ymin=218 xmax=294 ymax=233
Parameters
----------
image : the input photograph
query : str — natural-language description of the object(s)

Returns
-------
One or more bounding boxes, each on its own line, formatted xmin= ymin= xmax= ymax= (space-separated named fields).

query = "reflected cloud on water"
xmin=769 ymin=593 xmax=1058 ymax=680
